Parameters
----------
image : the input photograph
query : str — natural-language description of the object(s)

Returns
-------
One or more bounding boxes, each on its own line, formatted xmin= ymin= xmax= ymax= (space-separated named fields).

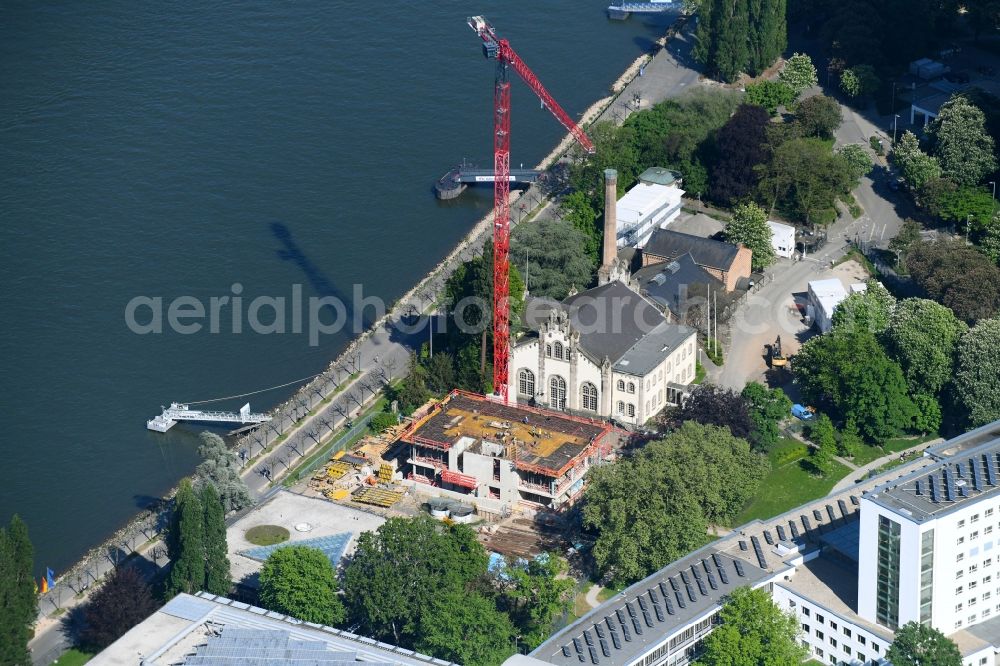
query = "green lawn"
xmin=732 ymin=438 xmax=851 ymax=526
xmin=849 ymin=434 xmax=937 ymax=466
xmin=51 ymin=649 xmax=94 ymax=666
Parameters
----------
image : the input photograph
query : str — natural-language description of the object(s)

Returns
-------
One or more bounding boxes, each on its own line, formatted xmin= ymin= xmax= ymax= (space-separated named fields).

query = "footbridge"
xmin=147 ymin=402 xmax=271 ymax=432
xmin=435 ymin=164 xmax=542 ymax=199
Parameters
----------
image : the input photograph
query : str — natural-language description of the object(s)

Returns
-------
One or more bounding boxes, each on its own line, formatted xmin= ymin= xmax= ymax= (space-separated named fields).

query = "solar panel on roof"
xmin=707 ymin=569 xmax=718 ymax=590
xmin=712 ymin=553 xmax=723 ymax=567
xmin=675 ymin=590 xmax=686 ymax=608
xmin=958 ymin=462 xmax=966 ymax=477
xmin=702 ymin=559 xmax=713 ymax=575
xmin=649 ymin=588 xmax=659 ymax=604
xmin=621 ymin=622 xmax=632 ymax=642
xmin=802 ymin=515 xmax=812 ymax=531
xmin=813 ymin=509 xmax=823 ymax=521
xmin=697 ymin=578 xmax=709 ymax=596
xmin=631 ymin=616 xmax=643 ymax=635
xmin=641 ymin=610 xmax=653 ymax=627
xmin=637 ymin=596 xmax=648 ymax=611
xmin=669 ymin=576 xmax=680 ymax=591
xmin=972 ymin=459 xmax=982 ymax=491
xmin=589 ymin=645 xmax=600 ymax=664
xmin=739 ymin=540 xmax=748 ymax=551
xmin=690 ymin=565 xmax=702 ymax=580
xmin=751 ymin=536 xmax=768 ymax=569
xmin=599 ymin=638 xmax=611 ymax=657
xmin=664 ymin=596 xmax=676 ymax=615
xmin=851 ymin=494 xmax=859 ymax=505
xmin=563 ymin=646 xmax=572 ymax=657
xmin=763 ymin=530 xmax=774 ymax=545
xmin=573 ymin=638 xmax=584 ymax=654
xmin=609 ymin=628 xmax=622 ymax=650
xmin=838 ymin=499 xmax=849 ymax=517
xmin=686 ymin=584 xmax=697 ymax=602
xmin=596 ymin=623 xmax=606 ymax=639
xmin=653 ymin=603 xmax=665 ymax=622
xmin=680 ymin=570 xmax=690 ymax=585
xmin=916 ymin=480 xmax=923 ymax=495
xmin=986 ymin=454 xmax=997 ymax=486
xmin=826 ymin=505 xmax=837 ymax=522
xmin=584 ymin=629 xmax=594 ymax=646
xmin=789 ymin=521 xmax=799 ymax=539
xmin=734 ymin=560 xmax=746 ymax=577
xmin=776 ymin=525 xmax=787 ymax=541
xmin=717 ymin=564 xmax=729 ymax=585
xmin=929 ymin=474 xmax=938 ymax=502
xmin=945 ymin=467 xmax=956 ymax=501
xmin=626 ymin=601 xmax=637 ymax=618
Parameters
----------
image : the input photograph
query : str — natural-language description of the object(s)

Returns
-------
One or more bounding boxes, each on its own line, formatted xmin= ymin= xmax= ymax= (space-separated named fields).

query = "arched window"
xmin=553 ymin=341 xmax=564 ymax=360
xmin=617 ymin=379 xmax=625 ymax=391
xmin=563 ymin=346 xmax=571 ymax=361
xmin=617 ymin=400 xmax=625 ymax=414
xmin=627 ymin=381 xmax=636 ymax=394
xmin=627 ymin=403 xmax=636 ymax=417
xmin=549 ymin=375 xmax=567 ymax=411
xmin=581 ymin=383 xmax=598 ymax=411
xmin=546 ymin=344 xmax=552 ymax=357
xmin=688 ymin=342 xmax=694 ymax=355
xmin=518 ymin=368 xmax=535 ymax=397
xmin=666 ymin=362 xmax=672 ymax=374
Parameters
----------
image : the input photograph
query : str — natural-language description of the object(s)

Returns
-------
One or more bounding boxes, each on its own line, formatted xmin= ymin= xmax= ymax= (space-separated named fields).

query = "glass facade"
xmin=877 ymin=514 xmax=902 ymax=629
xmin=920 ymin=529 xmax=934 ymax=625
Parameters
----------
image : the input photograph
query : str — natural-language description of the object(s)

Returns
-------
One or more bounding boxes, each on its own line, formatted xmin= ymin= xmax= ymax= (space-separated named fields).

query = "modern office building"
xmin=510 ymin=420 xmax=1000 ymax=666
xmin=612 ymin=167 xmax=684 ymax=249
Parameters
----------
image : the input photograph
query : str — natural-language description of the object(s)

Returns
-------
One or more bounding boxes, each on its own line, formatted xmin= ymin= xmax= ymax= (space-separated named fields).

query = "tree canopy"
xmin=259 ymin=546 xmax=345 ymax=626
xmin=165 ymin=479 xmax=205 ymax=598
xmin=837 ymin=144 xmax=874 ymax=185
xmin=695 ymin=586 xmax=807 ymax=665
xmin=416 ymin=590 xmax=515 ymax=666
xmin=794 ymin=331 xmax=917 ymax=442
xmin=886 ymin=621 xmax=962 ymax=666
xmin=0 ymin=515 xmax=36 ymax=666
xmin=741 ymin=381 xmax=792 ymax=451
xmin=343 ymin=517 xmax=488 ymax=647
xmin=953 ymin=318 xmax=1000 ymax=428
xmin=725 ymin=202 xmax=776 ymax=271
xmin=195 ymin=432 xmax=255 ymax=513
xmin=744 ymin=80 xmax=795 ymax=116
xmin=710 ymin=104 xmax=771 ymax=206
xmin=906 ymin=240 xmax=1000 ymax=322
xmin=778 ymin=53 xmax=818 ymax=95
xmin=794 ymin=94 xmax=842 ymax=139
xmin=830 ymin=279 xmax=896 ymax=335
xmin=894 ymin=131 xmax=942 ymax=190
xmin=671 ymin=384 xmax=753 ymax=441
xmin=583 ymin=421 xmax=767 ymax=584
xmin=839 ymin=64 xmax=879 ymax=100
xmin=926 ymin=95 xmax=998 ymax=187
xmin=694 ymin=0 xmax=786 ymax=82
xmin=884 ymin=298 xmax=967 ymax=397
xmin=495 ymin=554 xmax=574 ymax=649
xmin=758 ymin=137 xmax=852 ymax=225
xmin=200 ymin=483 xmax=231 ymax=596
xmin=511 ymin=218 xmax=596 ymax=300
xmin=78 ymin=566 xmax=158 ymax=651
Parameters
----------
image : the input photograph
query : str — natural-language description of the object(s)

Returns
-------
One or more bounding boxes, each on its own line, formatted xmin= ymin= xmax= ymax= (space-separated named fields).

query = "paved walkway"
xmin=829 ymin=439 xmax=942 ymax=495
xmin=584 ymin=584 xmax=604 ymax=610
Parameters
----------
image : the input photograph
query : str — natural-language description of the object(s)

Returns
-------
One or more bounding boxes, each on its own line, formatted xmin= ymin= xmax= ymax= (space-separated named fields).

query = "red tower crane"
xmin=466 ymin=16 xmax=595 ymax=403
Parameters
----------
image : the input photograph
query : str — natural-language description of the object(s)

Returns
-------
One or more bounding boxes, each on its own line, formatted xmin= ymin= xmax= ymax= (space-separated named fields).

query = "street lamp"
xmin=893 ymin=114 xmax=900 ymax=146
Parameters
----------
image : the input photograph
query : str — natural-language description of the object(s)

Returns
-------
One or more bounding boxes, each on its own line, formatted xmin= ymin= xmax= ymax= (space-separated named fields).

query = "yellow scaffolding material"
xmin=378 ymin=463 xmax=393 ymax=482
xmin=326 ymin=488 xmax=350 ymax=501
xmin=327 ymin=461 xmax=353 ymax=480
xmin=353 ymin=487 xmax=403 ymax=508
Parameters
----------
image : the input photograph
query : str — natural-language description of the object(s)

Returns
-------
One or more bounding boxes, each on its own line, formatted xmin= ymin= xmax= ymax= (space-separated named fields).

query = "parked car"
xmin=791 ymin=404 xmax=815 ymax=420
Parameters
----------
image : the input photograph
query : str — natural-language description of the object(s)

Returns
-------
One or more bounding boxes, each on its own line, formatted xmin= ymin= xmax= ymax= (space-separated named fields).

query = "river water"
xmin=0 ymin=1 xmax=673 ymax=574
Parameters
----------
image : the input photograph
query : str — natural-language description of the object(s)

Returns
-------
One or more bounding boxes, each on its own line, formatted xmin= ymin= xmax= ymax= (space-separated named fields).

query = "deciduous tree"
xmin=926 ymin=95 xmax=998 ymax=187
xmin=78 ymin=566 xmax=157 ymax=651
xmin=725 ymin=202 xmax=776 ymax=271
xmin=953 ymin=318 xmax=1000 ymax=428
xmin=837 ymin=144 xmax=874 ymax=185
xmin=416 ymin=590 xmax=516 ymax=666
xmin=794 ymin=94 xmax=842 ymax=139
xmin=831 ymin=279 xmax=896 ymax=334
xmin=741 ymin=382 xmax=792 ymax=451
xmin=778 ymin=53 xmax=818 ymax=95
xmin=259 ymin=546 xmax=344 ymax=625
xmin=672 ymin=384 xmax=753 ymax=440
xmin=0 ymin=515 xmax=36 ymax=666
xmin=496 ymin=554 xmax=574 ymax=649
xmin=808 ymin=414 xmax=838 ymax=474
xmin=906 ymin=240 xmax=1000 ymax=322
xmin=343 ymin=517 xmax=488 ymax=647
xmin=195 ymin=432 xmax=255 ymax=513
xmin=512 ymin=218 xmax=596 ymax=300
xmin=758 ymin=138 xmax=852 ymax=225
xmin=884 ymin=298 xmax=967 ymax=396
xmin=894 ymin=131 xmax=942 ymax=190
xmin=696 ymin=587 xmax=807 ymax=665
xmin=710 ymin=104 xmax=771 ymax=206
xmin=839 ymin=64 xmax=880 ymax=99
xmin=886 ymin=621 xmax=962 ymax=666
xmin=744 ymin=80 xmax=795 ymax=115
xmin=839 ymin=418 xmax=863 ymax=458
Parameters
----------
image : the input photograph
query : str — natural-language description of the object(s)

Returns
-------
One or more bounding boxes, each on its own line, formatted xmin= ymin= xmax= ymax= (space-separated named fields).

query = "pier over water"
xmin=147 ymin=402 xmax=271 ymax=432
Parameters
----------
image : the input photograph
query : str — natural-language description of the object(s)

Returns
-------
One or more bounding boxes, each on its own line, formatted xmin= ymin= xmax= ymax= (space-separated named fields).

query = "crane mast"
xmin=466 ymin=16 xmax=594 ymax=403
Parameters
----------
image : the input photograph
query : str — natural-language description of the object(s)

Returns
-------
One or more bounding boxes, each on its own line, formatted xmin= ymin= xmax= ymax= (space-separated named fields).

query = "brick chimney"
xmin=602 ymin=168 xmax=618 ymax=269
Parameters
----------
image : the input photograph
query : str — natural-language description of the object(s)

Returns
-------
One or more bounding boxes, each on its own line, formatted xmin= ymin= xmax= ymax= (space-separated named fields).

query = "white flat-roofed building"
xmin=615 ymin=167 xmax=684 ymax=249
xmin=807 ymin=278 xmax=848 ymax=333
xmin=766 ymin=220 xmax=795 ymax=259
